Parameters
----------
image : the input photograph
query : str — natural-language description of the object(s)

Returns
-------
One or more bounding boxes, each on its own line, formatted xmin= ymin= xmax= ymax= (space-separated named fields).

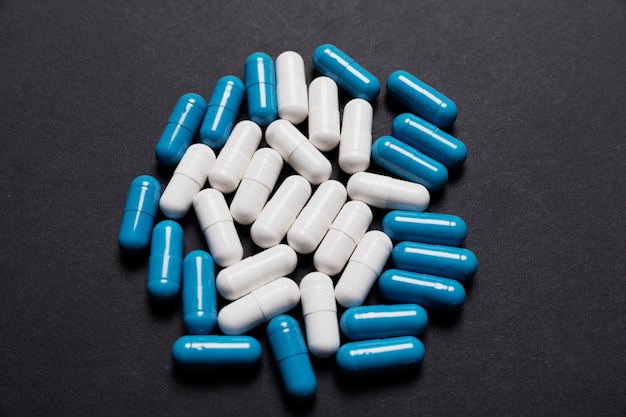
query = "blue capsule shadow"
xmin=171 ymin=360 xmax=263 ymax=386
xmin=334 ymin=361 xmax=423 ymax=394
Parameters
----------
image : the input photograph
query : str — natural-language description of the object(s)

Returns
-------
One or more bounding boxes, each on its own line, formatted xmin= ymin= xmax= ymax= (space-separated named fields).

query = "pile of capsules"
xmin=118 ymin=44 xmax=478 ymax=401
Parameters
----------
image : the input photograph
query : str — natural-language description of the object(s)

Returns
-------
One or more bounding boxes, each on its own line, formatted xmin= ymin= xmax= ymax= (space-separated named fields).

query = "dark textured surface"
xmin=1 ymin=1 xmax=625 ymax=416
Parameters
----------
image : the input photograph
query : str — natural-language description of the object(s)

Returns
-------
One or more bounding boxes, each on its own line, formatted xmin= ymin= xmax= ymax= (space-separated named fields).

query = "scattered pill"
xmin=182 ymin=250 xmax=217 ymax=335
xmin=159 ymin=143 xmax=216 ymax=219
xmin=338 ymin=98 xmax=373 ymax=174
xmin=339 ymin=304 xmax=428 ymax=340
xmin=386 ymin=70 xmax=457 ymax=128
xmin=218 ymin=277 xmax=300 ymax=335
xmin=336 ymin=336 xmax=425 ymax=375
xmin=155 ymin=93 xmax=207 ymax=166
xmin=118 ymin=175 xmax=161 ymax=254
xmin=245 ymin=52 xmax=277 ymax=126
xmin=308 ymin=76 xmax=341 ymax=152
xmin=147 ymin=220 xmax=183 ymax=302
xmin=312 ymin=44 xmax=380 ymax=101
xmin=276 ymin=51 xmax=308 ymax=125
xmin=199 ymin=75 xmax=245 ymax=149
xmin=392 ymin=241 xmax=478 ymax=281
xmin=347 ymin=171 xmax=430 ymax=211
xmin=300 ymin=272 xmax=340 ymax=358
xmin=382 ymin=211 xmax=467 ymax=246
xmin=171 ymin=335 xmax=262 ymax=369
xmin=267 ymin=315 xmax=317 ymax=401
xmin=379 ymin=269 xmax=466 ymax=311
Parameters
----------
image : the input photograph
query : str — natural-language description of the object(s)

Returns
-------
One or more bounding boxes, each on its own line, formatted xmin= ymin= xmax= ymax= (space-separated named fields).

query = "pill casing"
xmin=334 ymin=230 xmax=392 ymax=308
xmin=312 ymin=44 xmax=380 ymax=101
xmin=229 ymin=148 xmax=283 ymax=225
xmin=182 ymin=250 xmax=216 ymax=335
xmin=339 ymin=304 xmax=428 ymax=340
xmin=118 ymin=175 xmax=161 ymax=253
xmin=155 ymin=93 xmax=207 ymax=166
xmin=218 ymin=277 xmax=301 ymax=335
xmin=209 ymin=120 xmax=262 ymax=194
xmin=300 ymin=272 xmax=340 ymax=358
xmin=244 ymin=52 xmax=278 ymax=127
xmin=251 ymin=175 xmax=312 ymax=249
xmin=392 ymin=113 xmax=467 ymax=169
xmin=171 ymin=335 xmax=262 ymax=369
xmin=392 ymin=241 xmax=478 ymax=281
xmin=275 ymin=51 xmax=308 ymax=125
xmin=339 ymin=98 xmax=373 ymax=174
xmin=216 ymin=244 xmax=298 ymax=301
xmin=265 ymin=119 xmax=332 ymax=185
xmin=371 ymin=136 xmax=449 ymax=191
xmin=313 ymin=201 xmax=373 ymax=276
xmin=199 ymin=75 xmax=245 ymax=149
xmin=193 ymin=189 xmax=243 ymax=267
xmin=378 ymin=269 xmax=466 ymax=312
xmin=346 ymin=171 xmax=430 ymax=211
xmin=159 ymin=143 xmax=216 ymax=219
xmin=287 ymin=180 xmax=347 ymax=254
xmin=147 ymin=220 xmax=183 ymax=302
xmin=382 ymin=211 xmax=467 ymax=246
xmin=386 ymin=70 xmax=457 ymax=128
xmin=308 ymin=76 xmax=341 ymax=152
xmin=266 ymin=315 xmax=317 ymax=401
xmin=336 ymin=336 xmax=425 ymax=376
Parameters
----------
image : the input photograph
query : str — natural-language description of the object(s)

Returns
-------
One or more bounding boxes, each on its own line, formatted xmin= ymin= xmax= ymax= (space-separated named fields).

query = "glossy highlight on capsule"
xmin=392 ymin=241 xmax=478 ymax=281
xmin=118 ymin=175 xmax=161 ymax=254
xmin=171 ymin=335 xmax=262 ymax=369
xmin=182 ymin=250 xmax=217 ymax=335
xmin=245 ymin=52 xmax=278 ymax=126
xmin=147 ymin=220 xmax=183 ymax=302
xmin=340 ymin=304 xmax=428 ymax=340
xmin=200 ymin=76 xmax=245 ymax=149
xmin=382 ymin=211 xmax=467 ymax=246
xmin=336 ymin=336 xmax=425 ymax=376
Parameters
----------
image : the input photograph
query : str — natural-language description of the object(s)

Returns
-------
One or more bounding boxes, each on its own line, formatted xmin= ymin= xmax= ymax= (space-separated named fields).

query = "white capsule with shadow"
xmin=300 ymin=272 xmax=340 ymax=358
xmin=308 ymin=76 xmax=341 ymax=152
xmin=347 ymin=171 xmax=430 ymax=211
xmin=339 ymin=98 xmax=372 ymax=174
xmin=276 ymin=51 xmax=308 ymax=124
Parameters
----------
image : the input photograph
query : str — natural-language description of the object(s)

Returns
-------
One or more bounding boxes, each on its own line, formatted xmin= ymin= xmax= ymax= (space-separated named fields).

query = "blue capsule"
xmin=382 ymin=210 xmax=467 ymax=246
xmin=392 ymin=113 xmax=467 ymax=169
xmin=371 ymin=136 xmax=448 ymax=191
xmin=155 ymin=93 xmax=207 ymax=166
xmin=336 ymin=336 xmax=425 ymax=376
xmin=244 ymin=52 xmax=278 ymax=126
xmin=118 ymin=175 xmax=161 ymax=254
xmin=267 ymin=315 xmax=317 ymax=401
xmin=182 ymin=250 xmax=217 ymax=334
xmin=379 ymin=269 xmax=466 ymax=312
xmin=147 ymin=220 xmax=183 ymax=302
xmin=312 ymin=44 xmax=380 ymax=101
xmin=199 ymin=76 xmax=245 ymax=149
xmin=340 ymin=304 xmax=428 ymax=340
xmin=171 ymin=335 xmax=262 ymax=369
xmin=392 ymin=241 xmax=478 ymax=281
xmin=387 ymin=70 xmax=457 ymax=128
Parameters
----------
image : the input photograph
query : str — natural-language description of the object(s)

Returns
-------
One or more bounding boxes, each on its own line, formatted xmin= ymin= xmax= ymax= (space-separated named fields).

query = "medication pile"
xmin=118 ymin=44 xmax=478 ymax=401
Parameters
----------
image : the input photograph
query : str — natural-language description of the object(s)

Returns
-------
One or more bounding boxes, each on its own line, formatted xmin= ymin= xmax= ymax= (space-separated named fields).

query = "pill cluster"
xmin=118 ymin=44 xmax=477 ymax=401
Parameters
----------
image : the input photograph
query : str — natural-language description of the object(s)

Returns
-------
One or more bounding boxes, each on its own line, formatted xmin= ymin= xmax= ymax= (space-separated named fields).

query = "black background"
xmin=1 ymin=0 xmax=625 ymax=416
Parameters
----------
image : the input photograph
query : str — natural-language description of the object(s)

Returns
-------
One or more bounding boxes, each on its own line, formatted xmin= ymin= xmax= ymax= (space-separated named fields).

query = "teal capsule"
xmin=386 ymin=70 xmax=457 ymax=128
xmin=379 ymin=269 xmax=466 ymax=312
xmin=371 ymin=136 xmax=448 ymax=191
xmin=147 ymin=220 xmax=183 ymax=302
xmin=199 ymin=76 xmax=245 ymax=149
xmin=336 ymin=336 xmax=425 ymax=376
xmin=155 ymin=93 xmax=207 ymax=166
xmin=182 ymin=250 xmax=216 ymax=334
xmin=382 ymin=210 xmax=467 ymax=246
xmin=393 ymin=241 xmax=478 ymax=281
xmin=267 ymin=315 xmax=317 ymax=401
xmin=118 ymin=175 xmax=161 ymax=254
xmin=340 ymin=304 xmax=428 ymax=340
xmin=392 ymin=113 xmax=467 ymax=169
xmin=171 ymin=335 xmax=262 ymax=369
xmin=312 ymin=44 xmax=380 ymax=101
xmin=245 ymin=52 xmax=278 ymax=127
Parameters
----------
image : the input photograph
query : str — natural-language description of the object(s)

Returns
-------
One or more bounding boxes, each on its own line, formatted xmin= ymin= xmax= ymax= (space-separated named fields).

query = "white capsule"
xmin=335 ymin=230 xmax=393 ymax=308
xmin=216 ymin=244 xmax=298 ymax=300
xmin=313 ymin=201 xmax=372 ymax=276
xmin=287 ymin=180 xmax=347 ymax=254
xmin=300 ymin=272 xmax=340 ymax=358
xmin=265 ymin=119 xmax=332 ymax=185
xmin=193 ymin=189 xmax=243 ymax=267
xmin=230 ymin=148 xmax=283 ymax=225
xmin=308 ymin=76 xmax=341 ymax=152
xmin=209 ymin=120 xmax=262 ymax=193
xmin=159 ymin=144 xmax=216 ymax=219
xmin=250 ymin=175 xmax=312 ymax=248
xmin=218 ymin=277 xmax=300 ymax=335
xmin=347 ymin=171 xmax=430 ymax=211
xmin=276 ymin=51 xmax=308 ymax=125
xmin=339 ymin=98 xmax=373 ymax=174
